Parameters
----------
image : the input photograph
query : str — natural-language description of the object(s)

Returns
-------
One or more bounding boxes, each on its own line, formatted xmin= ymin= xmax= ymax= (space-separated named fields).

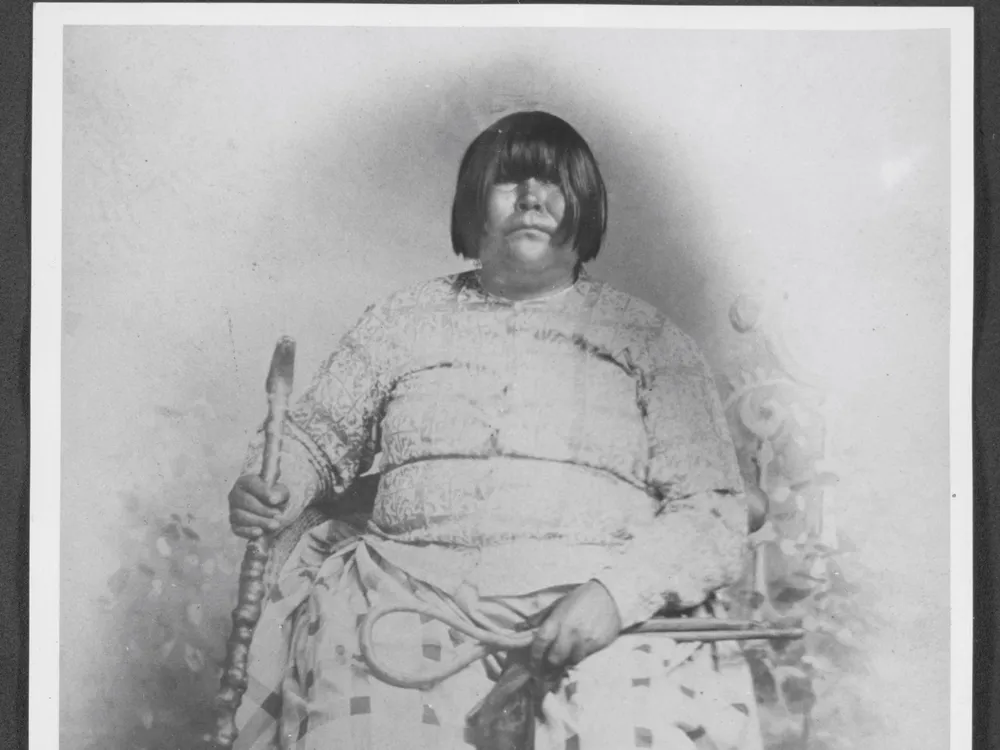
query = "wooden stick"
xmin=629 ymin=617 xmax=789 ymax=633
xmin=212 ymin=337 xmax=296 ymax=750
xmin=650 ymin=628 xmax=805 ymax=642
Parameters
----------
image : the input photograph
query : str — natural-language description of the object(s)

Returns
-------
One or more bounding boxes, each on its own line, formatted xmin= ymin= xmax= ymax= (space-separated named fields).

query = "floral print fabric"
xmin=244 ymin=270 xmax=746 ymax=627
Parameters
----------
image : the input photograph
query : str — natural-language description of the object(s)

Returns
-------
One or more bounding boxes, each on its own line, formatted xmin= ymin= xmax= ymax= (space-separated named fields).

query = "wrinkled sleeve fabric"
xmin=593 ymin=323 xmax=748 ymax=628
xmin=240 ymin=301 xmax=399 ymax=526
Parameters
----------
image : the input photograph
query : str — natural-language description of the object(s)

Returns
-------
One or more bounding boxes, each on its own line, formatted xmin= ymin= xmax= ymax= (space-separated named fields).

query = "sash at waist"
xmin=361 ymin=533 xmax=638 ymax=601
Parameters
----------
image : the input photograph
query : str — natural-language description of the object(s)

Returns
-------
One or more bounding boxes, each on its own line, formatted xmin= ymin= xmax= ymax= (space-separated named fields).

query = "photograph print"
xmin=40 ymin=7 xmax=970 ymax=750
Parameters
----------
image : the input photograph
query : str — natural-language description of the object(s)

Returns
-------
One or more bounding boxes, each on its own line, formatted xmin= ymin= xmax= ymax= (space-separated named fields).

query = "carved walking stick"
xmin=212 ymin=337 xmax=296 ymax=749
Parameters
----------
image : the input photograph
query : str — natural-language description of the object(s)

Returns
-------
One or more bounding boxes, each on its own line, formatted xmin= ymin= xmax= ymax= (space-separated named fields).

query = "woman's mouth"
xmin=507 ymin=226 xmax=550 ymax=239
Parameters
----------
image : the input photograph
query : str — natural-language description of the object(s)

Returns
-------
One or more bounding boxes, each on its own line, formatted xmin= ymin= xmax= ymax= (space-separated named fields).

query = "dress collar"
xmin=459 ymin=267 xmax=592 ymax=304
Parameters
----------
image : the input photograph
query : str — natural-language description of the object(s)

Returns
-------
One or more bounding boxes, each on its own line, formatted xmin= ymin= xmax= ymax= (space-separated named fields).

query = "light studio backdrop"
xmin=61 ymin=25 xmax=950 ymax=750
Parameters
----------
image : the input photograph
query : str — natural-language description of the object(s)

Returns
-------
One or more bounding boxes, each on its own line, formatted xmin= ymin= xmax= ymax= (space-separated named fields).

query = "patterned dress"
xmin=234 ymin=270 xmax=762 ymax=750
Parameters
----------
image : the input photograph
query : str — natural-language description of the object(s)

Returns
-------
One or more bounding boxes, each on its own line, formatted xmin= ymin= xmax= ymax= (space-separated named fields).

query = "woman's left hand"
xmin=530 ymin=580 xmax=622 ymax=669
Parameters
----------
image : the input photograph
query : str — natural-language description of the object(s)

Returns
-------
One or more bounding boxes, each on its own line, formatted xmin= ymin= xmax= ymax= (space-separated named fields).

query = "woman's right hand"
xmin=227 ymin=474 xmax=290 ymax=539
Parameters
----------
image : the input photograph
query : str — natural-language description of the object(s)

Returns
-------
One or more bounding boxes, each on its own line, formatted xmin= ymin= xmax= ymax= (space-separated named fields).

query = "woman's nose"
xmin=516 ymin=181 xmax=543 ymax=211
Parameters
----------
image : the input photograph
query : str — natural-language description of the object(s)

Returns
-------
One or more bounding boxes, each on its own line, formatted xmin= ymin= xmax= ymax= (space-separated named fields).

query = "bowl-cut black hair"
xmin=450 ymin=111 xmax=608 ymax=263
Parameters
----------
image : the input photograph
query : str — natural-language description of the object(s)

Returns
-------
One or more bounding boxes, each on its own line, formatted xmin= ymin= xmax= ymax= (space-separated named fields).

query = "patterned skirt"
xmin=234 ymin=524 xmax=763 ymax=750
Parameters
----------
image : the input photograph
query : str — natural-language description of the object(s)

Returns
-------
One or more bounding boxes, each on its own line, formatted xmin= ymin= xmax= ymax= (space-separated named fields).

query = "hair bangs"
xmin=490 ymin=135 xmax=565 ymax=187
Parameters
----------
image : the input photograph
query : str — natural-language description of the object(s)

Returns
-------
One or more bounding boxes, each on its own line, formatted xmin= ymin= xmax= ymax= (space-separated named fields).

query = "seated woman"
xmin=229 ymin=111 xmax=760 ymax=750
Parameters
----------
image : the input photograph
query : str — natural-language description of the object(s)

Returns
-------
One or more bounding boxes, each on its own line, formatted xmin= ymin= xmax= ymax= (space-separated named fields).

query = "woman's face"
xmin=477 ymin=178 xmax=580 ymax=297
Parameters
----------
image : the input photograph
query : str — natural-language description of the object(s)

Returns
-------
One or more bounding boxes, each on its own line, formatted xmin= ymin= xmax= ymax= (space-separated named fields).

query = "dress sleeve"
xmin=592 ymin=324 xmax=748 ymax=628
xmin=240 ymin=301 xmax=399 ymax=526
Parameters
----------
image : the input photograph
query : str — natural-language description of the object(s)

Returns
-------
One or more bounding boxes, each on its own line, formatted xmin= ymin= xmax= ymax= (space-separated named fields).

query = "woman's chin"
xmin=505 ymin=240 xmax=553 ymax=267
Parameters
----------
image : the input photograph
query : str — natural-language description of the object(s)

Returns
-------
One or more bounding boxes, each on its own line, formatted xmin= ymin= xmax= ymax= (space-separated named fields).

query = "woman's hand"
xmin=530 ymin=580 xmax=622 ymax=669
xmin=227 ymin=474 xmax=290 ymax=539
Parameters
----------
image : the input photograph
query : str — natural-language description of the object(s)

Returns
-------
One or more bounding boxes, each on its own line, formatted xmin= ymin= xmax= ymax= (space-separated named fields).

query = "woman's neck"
xmin=477 ymin=266 xmax=579 ymax=301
